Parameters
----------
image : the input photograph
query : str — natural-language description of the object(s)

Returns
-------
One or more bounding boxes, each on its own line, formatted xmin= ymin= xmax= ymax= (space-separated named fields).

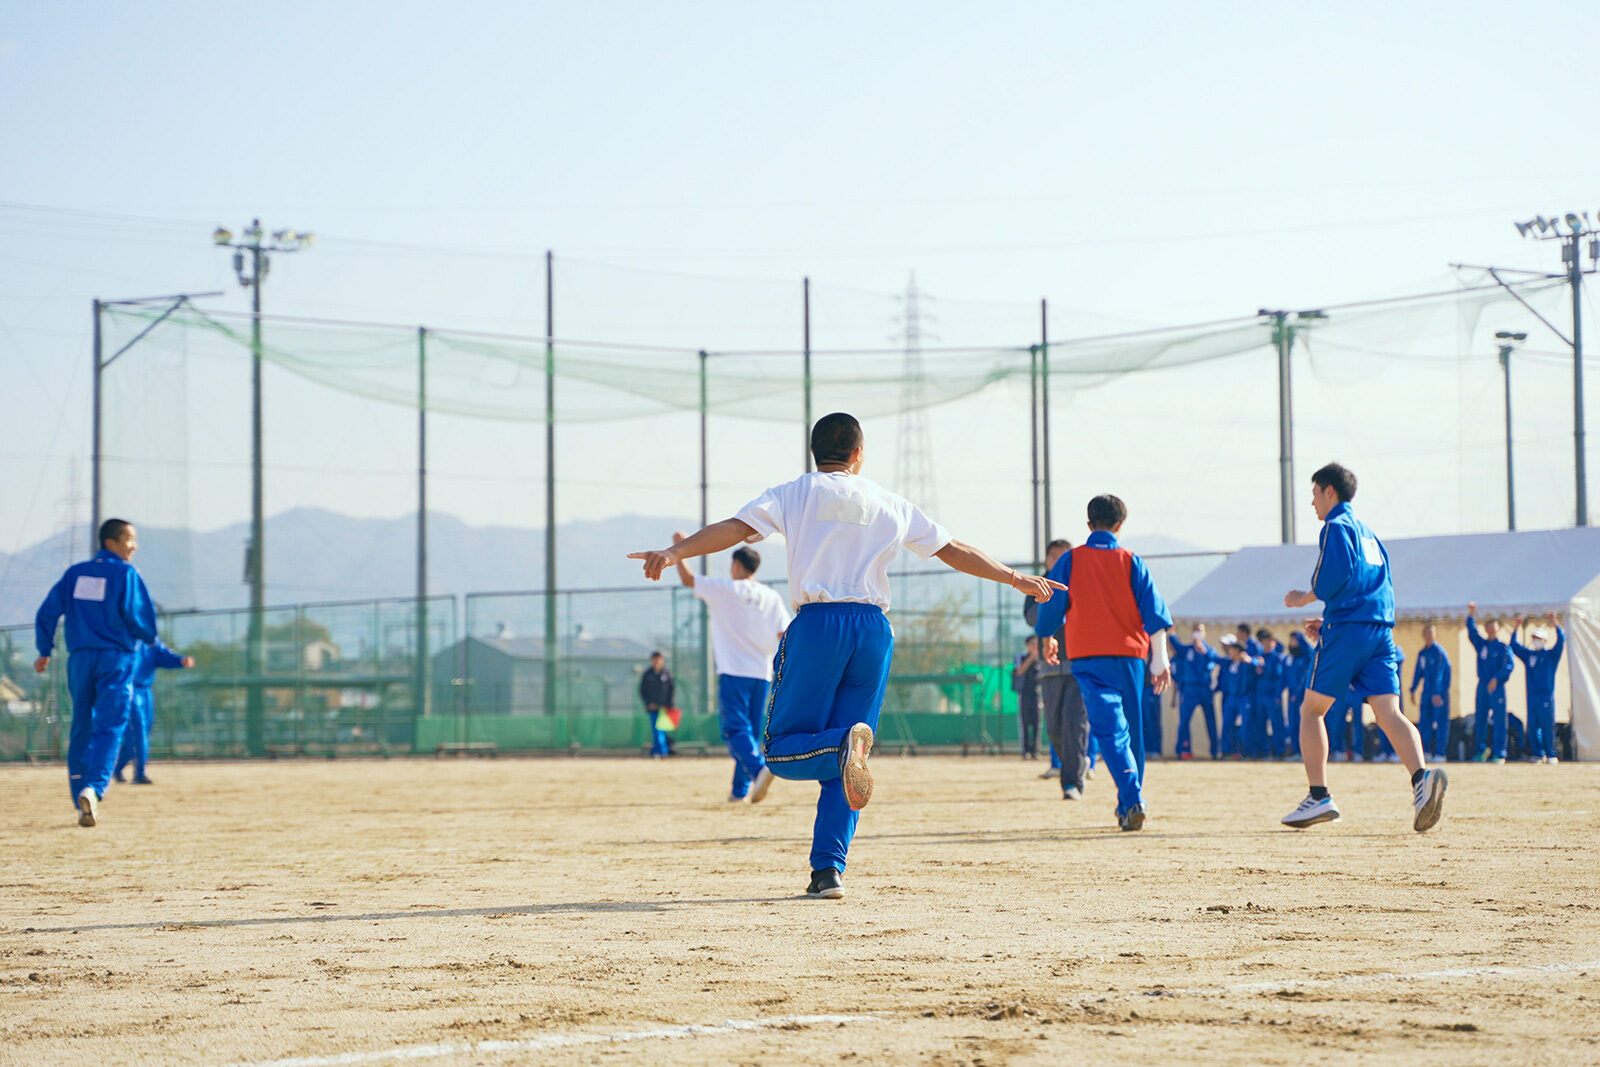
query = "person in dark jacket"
xmin=639 ymin=651 xmax=675 ymax=757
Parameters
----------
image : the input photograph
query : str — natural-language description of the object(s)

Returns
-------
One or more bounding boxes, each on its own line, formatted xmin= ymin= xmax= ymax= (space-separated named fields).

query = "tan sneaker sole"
xmin=747 ymin=768 xmax=776 ymax=804
xmin=77 ymin=793 xmax=97 ymax=827
xmin=841 ymin=723 xmax=874 ymax=811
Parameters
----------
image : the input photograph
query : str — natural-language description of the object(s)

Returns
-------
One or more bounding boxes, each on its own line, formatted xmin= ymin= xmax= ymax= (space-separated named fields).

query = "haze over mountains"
xmin=0 ymin=508 xmax=1209 ymax=627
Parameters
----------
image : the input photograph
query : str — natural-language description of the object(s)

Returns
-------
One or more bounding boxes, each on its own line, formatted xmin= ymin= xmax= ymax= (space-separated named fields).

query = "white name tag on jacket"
xmin=73 ymin=576 xmax=107 ymax=601
xmin=816 ymin=487 xmax=870 ymax=525
xmin=1360 ymin=537 xmax=1383 ymax=566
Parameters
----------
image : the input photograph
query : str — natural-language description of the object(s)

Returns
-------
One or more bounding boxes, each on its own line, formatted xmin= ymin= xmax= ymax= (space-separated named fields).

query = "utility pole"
xmin=544 ymin=251 xmax=558 ymax=716
xmin=802 ymin=276 xmax=813 ymax=471
xmin=1496 ymin=331 xmax=1527 ymax=530
xmin=1258 ymin=307 xmax=1325 ymax=544
xmin=1039 ymin=299 xmax=1051 ymax=547
xmin=1504 ymin=212 xmax=1599 ymax=525
xmin=212 ymin=221 xmax=312 ymax=756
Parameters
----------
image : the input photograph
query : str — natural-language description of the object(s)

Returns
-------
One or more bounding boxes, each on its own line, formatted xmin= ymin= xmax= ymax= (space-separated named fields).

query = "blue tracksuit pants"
xmin=1220 ymin=697 xmax=1249 ymax=756
xmin=718 ymin=673 xmax=770 ymax=797
xmin=1142 ymin=687 xmax=1162 ymax=755
xmin=1527 ymin=692 xmax=1557 ymax=759
xmin=1176 ymin=687 xmax=1217 ymax=757
xmin=1327 ymin=700 xmax=1356 ymax=756
xmin=1068 ymin=656 xmax=1145 ymax=816
xmin=66 ymin=648 xmax=137 ymax=804
xmin=1474 ymin=686 xmax=1508 ymax=758
xmin=1418 ymin=690 xmax=1449 ymax=758
xmin=763 ymin=603 xmax=893 ymax=874
xmin=115 ymin=685 xmax=154 ymax=779
xmin=1255 ymin=694 xmax=1289 ymax=756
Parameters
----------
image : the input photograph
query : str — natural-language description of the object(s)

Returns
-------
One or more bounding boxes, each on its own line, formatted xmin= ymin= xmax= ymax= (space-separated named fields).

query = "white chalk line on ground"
xmin=221 ymin=1014 xmax=879 ymax=1067
xmin=1170 ymin=957 xmax=1600 ymax=997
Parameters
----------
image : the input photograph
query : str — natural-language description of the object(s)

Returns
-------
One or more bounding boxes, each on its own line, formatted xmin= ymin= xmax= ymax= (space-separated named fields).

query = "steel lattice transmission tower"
xmin=894 ymin=272 xmax=938 ymax=518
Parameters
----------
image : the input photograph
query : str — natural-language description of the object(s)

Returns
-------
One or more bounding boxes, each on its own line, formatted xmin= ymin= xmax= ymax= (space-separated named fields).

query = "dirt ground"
xmin=3 ymin=753 xmax=1598 ymax=1066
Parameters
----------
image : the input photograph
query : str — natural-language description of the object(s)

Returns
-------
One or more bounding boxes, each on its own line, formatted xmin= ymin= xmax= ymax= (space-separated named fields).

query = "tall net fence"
xmin=84 ymin=270 xmax=1587 ymax=626
xmin=1 ymin=553 xmax=1225 ymax=762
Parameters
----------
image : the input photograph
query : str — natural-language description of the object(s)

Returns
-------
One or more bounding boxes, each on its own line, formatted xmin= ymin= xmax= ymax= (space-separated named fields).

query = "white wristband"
xmin=1149 ymin=631 xmax=1171 ymax=674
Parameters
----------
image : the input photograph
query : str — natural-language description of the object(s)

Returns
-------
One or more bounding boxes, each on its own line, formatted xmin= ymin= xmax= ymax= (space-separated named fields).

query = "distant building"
xmin=430 ymin=634 xmax=658 ymax=717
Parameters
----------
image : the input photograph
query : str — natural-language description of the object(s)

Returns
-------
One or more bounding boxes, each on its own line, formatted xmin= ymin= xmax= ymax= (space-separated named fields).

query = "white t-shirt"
xmin=735 ymin=471 xmax=953 ymax=612
xmin=693 ymin=575 xmax=792 ymax=681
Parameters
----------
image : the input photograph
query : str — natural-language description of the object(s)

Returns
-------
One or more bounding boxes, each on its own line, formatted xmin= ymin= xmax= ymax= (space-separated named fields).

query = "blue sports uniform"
xmin=1466 ymin=617 xmax=1515 ymax=760
xmin=1325 ymin=690 xmax=1359 ymax=756
xmin=1171 ymin=637 xmax=1223 ymax=758
xmin=1034 ymin=530 xmax=1172 ymax=818
xmin=1511 ymin=628 xmax=1564 ymax=760
xmin=1410 ymin=642 xmax=1452 ymax=760
xmin=1283 ymin=632 xmax=1313 ymax=755
xmin=1307 ymin=502 xmax=1400 ymax=701
xmin=1253 ymin=645 xmax=1290 ymax=758
xmin=115 ymin=640 xmax=186 ymax=781
xmin=1217 ymin=656 xmax=1255 ymax=757
xmin=35 ymin=548 xmax=159 ymax=806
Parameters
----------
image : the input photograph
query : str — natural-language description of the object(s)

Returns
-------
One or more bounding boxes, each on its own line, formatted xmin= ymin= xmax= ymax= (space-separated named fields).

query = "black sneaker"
xmin=132 ymin=775 xmax=154 ymax=785
xmin=805 ymin=867 xmax=844 ymax=899
xmin=1119 ymin=804 xmax=1146 ymax=832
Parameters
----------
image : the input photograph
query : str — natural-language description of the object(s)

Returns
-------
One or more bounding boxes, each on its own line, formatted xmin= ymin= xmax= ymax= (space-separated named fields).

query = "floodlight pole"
xmin=1568 ymin=236 xmax=1588 ymax=526
xmin=1267 ymin=310 xmax=1295 ymax=545
xmin=803 ymin=276 xmax=813 ymax=471
xmin=1039 ymin=299 xmax=1052 ymax=546
xmin=90 ymin=299 xmax=102 ymax=555
xmin=699 ymin=348 xmax=712 ymax=718
xmin=544 ymin=250 xmax=559 ymax=717
xmin=1029 ymin=343 xmax=1040 ymax=566
xmin=1499 ymin=339 xmax=1516 ymax=530
xmin=417 ymin=326 xmax=430 ymax=717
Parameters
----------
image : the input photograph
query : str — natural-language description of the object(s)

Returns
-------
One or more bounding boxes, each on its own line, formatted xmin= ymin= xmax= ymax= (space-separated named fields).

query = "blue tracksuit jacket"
xmin=35 ymin=549 xmax=159 ymax=657
xmin=1312 ymin=502 xmax=1395 ymax=625
xmin=1511 ymin=629 xmax=1563 ymax=698
xmin=1466 ymin=618 xmax=1515 ymax=696
xmin=1411 ymin=643 xmax=1452 ymax=698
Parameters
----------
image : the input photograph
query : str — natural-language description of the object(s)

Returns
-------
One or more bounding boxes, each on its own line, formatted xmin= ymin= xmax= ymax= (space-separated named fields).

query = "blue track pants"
xmin=1068 ymin=656 xmax=1145 ymax=816
xmin=66 ymin=649 xmax=137 ymax=805
xmin=1418 ymin=690 xmax=1449 ymax=759
xmin=1474 ymin=687 xmax=1507 ymax=759
xmin=718 ymin=673 xmax=770 ymax=797
xmin=1176 ymin=688 xmax=1217 ymax=758
xmin=115 ymin=686 xmax=154 ymax=779
xmin=763 ymin=604 xmax=893 ymax=873
xmin=1527 ymin=692 xmax=1557 ymax=759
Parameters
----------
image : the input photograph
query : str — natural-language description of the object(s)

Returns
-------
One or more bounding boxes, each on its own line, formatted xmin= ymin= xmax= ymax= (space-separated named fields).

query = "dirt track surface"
xmin=3 ymin=755 xmax=1598 ymax=1066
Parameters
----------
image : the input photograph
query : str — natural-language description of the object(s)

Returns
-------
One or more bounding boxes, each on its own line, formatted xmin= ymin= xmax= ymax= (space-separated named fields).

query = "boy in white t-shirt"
xmin=631 ymin=412 xmax=1061 ymax=899
xmin=671 ymin=537 xmax=792 ymax=804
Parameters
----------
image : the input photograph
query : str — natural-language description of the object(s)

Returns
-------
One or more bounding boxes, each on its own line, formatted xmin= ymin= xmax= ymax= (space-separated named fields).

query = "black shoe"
xmin=113 ymin=770 xmax=128 ymax=784
xmin=132 ymin=775 xmax=154 ymax=785
xmin=1119 ymin=804 xmax=1147 ymax=832
xmin=805 ymin=867 xmax=844 ymax=899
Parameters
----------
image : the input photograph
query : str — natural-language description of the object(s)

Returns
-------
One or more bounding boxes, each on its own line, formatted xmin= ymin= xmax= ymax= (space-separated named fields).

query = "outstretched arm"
xmin=630 ymin=519 xmax=756 ymax=581
xmin=934 ymin=540 xmax=1063 ymax=603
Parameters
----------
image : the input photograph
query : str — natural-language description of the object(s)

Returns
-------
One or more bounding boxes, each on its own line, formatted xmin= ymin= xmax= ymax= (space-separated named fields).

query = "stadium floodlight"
xmin=212 ymin=226 xmax=233 ymax=246
xmin=1536 ymin=216 xmax=1551 ymax=233
xmin=1567 ymin=214 xmax=1583 ymax=234
xmin=1495 ymin=331 xmax=1529 ymax=342
xmin=1516 ymin=220 xmax=1535 ymax=237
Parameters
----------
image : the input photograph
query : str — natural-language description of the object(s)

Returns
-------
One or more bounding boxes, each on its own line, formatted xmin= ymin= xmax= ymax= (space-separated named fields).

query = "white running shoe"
xmin=1282 ymin=793 xmax=1341 ymax=828
xmin=839 ymin=723 xmax=874 ymax=811
xmin=1413 ymin=768 xmax=1447 ymax=832
xmin=1549 ymin=756 xmax=1560 ymax=765
xmin=76 ymin=788 xmax=98 ymax=828
xmin=747 ymin=768 xmax=776 ymax=804
xmin=1039 ymin=766 xmax=1060 ymax=779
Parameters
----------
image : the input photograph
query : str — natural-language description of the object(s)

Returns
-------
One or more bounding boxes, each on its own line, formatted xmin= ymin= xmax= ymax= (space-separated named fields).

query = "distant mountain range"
xmin=0 ymin=508 xmax=1211 ymax=627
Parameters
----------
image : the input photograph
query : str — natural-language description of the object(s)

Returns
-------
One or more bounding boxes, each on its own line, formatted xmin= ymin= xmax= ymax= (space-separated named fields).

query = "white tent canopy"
xmin=1170 ymin=527 xmax=1600 ymax=760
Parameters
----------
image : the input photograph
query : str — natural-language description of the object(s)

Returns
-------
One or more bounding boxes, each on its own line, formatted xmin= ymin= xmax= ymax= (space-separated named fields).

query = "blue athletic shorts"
xmin=1310 ymin=621 xmax=1400 ymax=699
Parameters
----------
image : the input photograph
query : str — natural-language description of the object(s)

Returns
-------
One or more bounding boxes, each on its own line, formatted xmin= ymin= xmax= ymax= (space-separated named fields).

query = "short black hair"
xmin=810 ymin=412 xmax=863 ymax=466
xmin=1086 ymin=494 xmax=1126 ymax=531
xmin=1046 ymin=538 xmax=1071 ymax=553
xmin=1256 ymin=628 xmax=1274 ymax=642
xmin=1236 ymin=624 xmax=1252 ymax=635
xmin=1312 ymin=462 xmax=1357 ymax=502
xmin=732 ymin=546 xmax=760 ymax=574
xmin=99 ymin=518 xmax=131 ymax=548
xmin=649 ymin=650 xmax=664 ymax=660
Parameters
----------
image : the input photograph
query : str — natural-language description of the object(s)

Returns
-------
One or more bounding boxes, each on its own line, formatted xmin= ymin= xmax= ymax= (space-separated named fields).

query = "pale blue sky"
xmin=3 ymin=1 xmax=1598 ymax=571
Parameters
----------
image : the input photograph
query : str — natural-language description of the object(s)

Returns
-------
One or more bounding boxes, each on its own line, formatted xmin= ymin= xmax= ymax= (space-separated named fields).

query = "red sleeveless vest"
xmin=1062 ymin=545 xmax=1150 ymax=660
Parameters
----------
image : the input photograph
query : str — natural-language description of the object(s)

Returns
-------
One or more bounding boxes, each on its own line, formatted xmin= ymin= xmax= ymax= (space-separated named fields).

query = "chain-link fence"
xmin=1 ymin=554 xmax=1225 ymax=762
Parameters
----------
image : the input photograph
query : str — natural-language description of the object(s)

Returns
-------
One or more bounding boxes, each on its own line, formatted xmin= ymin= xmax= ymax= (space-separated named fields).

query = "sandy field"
xmin=3 ymin=753 xmax=1598 ymax=1066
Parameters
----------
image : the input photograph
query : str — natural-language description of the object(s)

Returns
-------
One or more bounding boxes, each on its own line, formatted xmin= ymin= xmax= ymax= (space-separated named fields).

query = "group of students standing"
xmin=1017 ymin=605 xmax=1568 ymax=767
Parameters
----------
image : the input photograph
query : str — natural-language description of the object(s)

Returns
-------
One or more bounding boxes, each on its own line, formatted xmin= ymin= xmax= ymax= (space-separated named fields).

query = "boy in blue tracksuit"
xmin=1410 ymin=624 xmax=1452 ymax=762
xmin=114 ymin=639 xmax=191 ymax=785
xmin=1033 ymin=493 xmax=1173 ymax=831
xmin=1511 ymin=613 xmax=1565 ymax=763
xmin=1216 ymin=637 xmax=1255 ymax=758
xmin=1466 ymin=603 xmax=1516 ymax=762
xmin=1280 ymin=463 xmax=1446 ymax=832
xmin=1142 ymin=659 xmax=1164 ymax=758
xmin=1171 ymin=626 xmax=1223 ymax=759
xmin=1254 ymin=630 xmax=1291 ymax=758
xmin=1325 ymin=690 xmax=1358 ymax=760
xmin=632 ymin=413 xmax=1061 ymax=898
xmin=33 ymin=518 xmax=160 ymax=827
